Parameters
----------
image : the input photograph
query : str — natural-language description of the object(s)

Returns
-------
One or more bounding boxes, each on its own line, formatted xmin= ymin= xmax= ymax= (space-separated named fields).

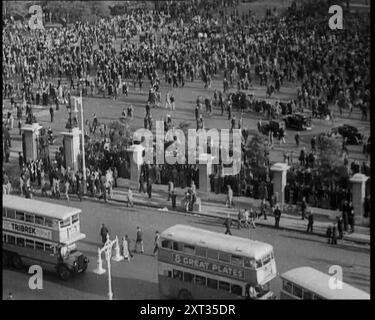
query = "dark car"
xmin=230 ymin=92 xmax=251 ymax=111
xmin=283 ymin=113 xmax=312 ymax=131
xmin=258 ymin=120 xmax=285 ymax=137
xmin=333 ymin=124 xmax=363 ymax=145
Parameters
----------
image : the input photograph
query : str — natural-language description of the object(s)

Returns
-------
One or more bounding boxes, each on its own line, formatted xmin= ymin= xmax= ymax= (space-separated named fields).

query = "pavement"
xmin=80 ymin=178 xmax=370 ymax=246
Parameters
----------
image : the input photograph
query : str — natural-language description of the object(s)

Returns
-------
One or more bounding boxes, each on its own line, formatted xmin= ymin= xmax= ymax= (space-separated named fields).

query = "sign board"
xmin=3 ymin=220 xmax=53 ymax=240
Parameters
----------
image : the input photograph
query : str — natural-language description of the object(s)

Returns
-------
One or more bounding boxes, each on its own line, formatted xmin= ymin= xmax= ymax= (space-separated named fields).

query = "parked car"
xmin=283 ymin=113 xmax=312 ymax=131
xmin=332 ymin=124 xmax=363 ymax=145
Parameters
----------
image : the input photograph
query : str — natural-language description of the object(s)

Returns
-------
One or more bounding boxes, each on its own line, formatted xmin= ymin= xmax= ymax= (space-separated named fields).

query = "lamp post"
xmin=78 ymin=91 xmax=87 ymax=194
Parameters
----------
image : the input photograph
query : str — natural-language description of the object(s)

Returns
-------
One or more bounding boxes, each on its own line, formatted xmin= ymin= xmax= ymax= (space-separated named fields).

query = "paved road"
xmin=3 ymin=196 xmax=370 ymax=300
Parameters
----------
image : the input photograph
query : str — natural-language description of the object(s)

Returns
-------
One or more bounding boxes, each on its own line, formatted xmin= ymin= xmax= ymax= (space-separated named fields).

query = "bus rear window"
xmin=161 ymin=239 xmax=172 ymax=249
xmin=283 ymin=280 xmax=293 ymax=294
xmin=59 ymin=219 xmax=70 ymax=228
xmin=72 ymin=214 xmax=79 ymax=224
xmin=293 ymin=285 xmax=303 ymax=298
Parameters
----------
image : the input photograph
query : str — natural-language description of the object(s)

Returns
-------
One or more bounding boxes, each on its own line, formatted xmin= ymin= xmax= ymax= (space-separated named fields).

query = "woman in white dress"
xmin=122 ymin=236 xmax=130 ymax=261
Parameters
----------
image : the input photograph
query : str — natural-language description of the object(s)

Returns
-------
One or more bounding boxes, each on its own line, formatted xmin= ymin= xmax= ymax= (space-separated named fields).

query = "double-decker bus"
xmin=158 ymin=224 xmax=277 ymax=299
xmin=2 ymin=195 xmax=89 ymax=280
xmin=280 ymin=267 xmax=370 ymax=300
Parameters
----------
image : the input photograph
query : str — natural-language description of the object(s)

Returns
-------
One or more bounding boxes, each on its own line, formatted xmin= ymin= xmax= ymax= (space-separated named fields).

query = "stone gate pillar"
xmin=21 ymin=123 xmax=43 ymax=162
xmin=62 ymin=127 xmax=81 ymax=172
xmin=270 ymin=162 xmax=290 ymax=209
xmin=350 ymin=173 xmax=369 ymax=226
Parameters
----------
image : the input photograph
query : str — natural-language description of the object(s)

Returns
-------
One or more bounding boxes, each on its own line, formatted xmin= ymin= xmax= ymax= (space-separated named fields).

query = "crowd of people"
xmin=2 ymin=0 xmax=370 ymax=222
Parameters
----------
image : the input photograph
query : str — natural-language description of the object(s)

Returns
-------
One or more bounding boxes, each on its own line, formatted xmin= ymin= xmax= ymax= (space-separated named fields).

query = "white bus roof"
xmin=3 ymin=195 xmax=81 ymax=221
xmin=161 ymin=224 xmax=273 ymax=260
xmin=280 ymin=267 xmax=370 ymax=300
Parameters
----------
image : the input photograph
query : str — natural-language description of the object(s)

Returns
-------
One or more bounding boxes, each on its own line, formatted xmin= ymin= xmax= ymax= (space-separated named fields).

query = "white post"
xmin=106 ymin=249 xmax=113 ymax=300
xmin=93 ymin=247 xmax=106 ymax=275
xmin=112 ymin=236 xmax=124 ymax=262
xmin=80 ymin=91 xmax=87 ymax=194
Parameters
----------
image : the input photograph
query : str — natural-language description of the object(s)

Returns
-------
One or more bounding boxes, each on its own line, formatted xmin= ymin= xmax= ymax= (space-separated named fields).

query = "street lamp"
xmin=93 ymin=234 xmax=123 ymax=300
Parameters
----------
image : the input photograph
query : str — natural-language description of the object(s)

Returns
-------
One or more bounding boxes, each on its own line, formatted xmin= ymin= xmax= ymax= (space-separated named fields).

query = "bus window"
xmin=256 ymin=259 xmax=263 ymax=268
xmin=282 ymin=280 xmax=293 ymax=294
xmin=231 ymin=255 xmax=243 ymax=267
xmin=173 ymin=269 xmax=183 ymax=280
xmin=303 ymin=289 xmax=313 ymax=300
xmin=35 ymin=215 xmax=44 ymax=225
xmin=196 ymin=247 xmax=206 ymax=258
xmin=161 ymin=239 xmax=172 ymax=249
xmin=218 ymin=281 xmax=230 ymax=292
xmin=2 ymin=208 xmax=6 ymax=217
xmin=17 ymin=238 xmax=25 ymax=247
xmin=163 ymin=269 xmax=172 ymax=278
xmin=183 ymin=272 xmax=194 ymax=283
xmin=26 ymin=239 xmax=35 ymax=249
xmin=244 ymin=258 xmax=256 ymax=269
xmin=35 ymin=242 xmax=44 ymax=251
xmin=195 ymin=275 xmax=206 ymax=286
xmin=44 ymin=244 xmax=53 ymax=253
xmin=72 ymin=214 xmax=79 ymax=224
xmin=7 ymin=235 xmax=16 ymax=245
xmin=262 ymin=254 xmax=271 ymax=265
xmin=3 ymin=234 xmax=6 ymax=242
xmin=25 ymin=214 xmax=35 ymax=223
xmin=6 ymin=210 xmax=15 ymax=219
xmin=15 ymin=211 xmax=25 ymax=221
xmin=59 ymin=218 xmax=70 ymax=228
xmin=293 ymin=284 xmax=303 ymax=299
xmin=183 ymin=244 xmax=195 ymax=255
xmin=45 ymin=218 xmax=56 ymax=228
xmin=207 ymin=278 xmax=218 ymax=290
xmin=231 ymin=284 xmax=243 ymax=296
xmin=219 ymin=252 xmax=231 ymax=263
xmin=313 ymin=294 xmax=324 ymax=300
xmin=173 ymin=242 xmax=183 ymax=252
xmin=207 ymin=249 xmax=218 ymax=261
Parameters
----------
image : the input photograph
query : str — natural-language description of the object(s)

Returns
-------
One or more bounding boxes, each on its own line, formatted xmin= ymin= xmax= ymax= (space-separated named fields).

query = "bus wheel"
xmin=11 ymin=254 xmax=23 ymax=270
xmin=3 ymin=252 xmax=9 ymax=268
xmin=58 ymin=265 xmax=71 ymax=281
xmin=178 ymin=289 xmax=193 ymax=300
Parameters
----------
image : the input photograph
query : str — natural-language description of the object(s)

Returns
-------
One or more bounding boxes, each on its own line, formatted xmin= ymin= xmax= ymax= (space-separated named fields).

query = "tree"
xmin=244 ymin=133 xmax=269 ymax=178
xmin=316 ymin=135 xmax=346 ymax=184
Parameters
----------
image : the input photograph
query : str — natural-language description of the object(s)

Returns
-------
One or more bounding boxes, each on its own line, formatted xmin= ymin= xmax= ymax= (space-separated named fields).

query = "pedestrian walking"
xmin=336 ymin=216 xmax=344 ymax=239
xmin=260 ymin=198 xmax=267 ymax=220
xmin=127 ymin=188 xmax=134 ymax=207
xmin=135 ymin=226 xmax=144 ymax=254
xmin=100 ymin=224 xmax=109 ymax=245
xmin=49 ymin=106 xmax=54 ymax=123
xmin=306 ymin=211 xmax=314 ymax=233
xmin=301 ymin=197 xmax=307 ymax=220
xmin=249 ymin=208 xmax=256 ymax=229
xmin=171 ymin=189 xmax=177 ymax=208
xmin=326 ymin=225 xmax=332 ymax=244
xmin=274 ymin=204 xmax=281 ymax=228
xmin=331 ymin=225 xmax=338 ymax=245
xmin=146 ymin=178 xmax=152 ymax=199
xmin=226 ymin=185 xmax=233 ymax=208
xmin=224 ymin=213 xmax=232 ymax=235
xmin=64 ymin=177 xmax=70 ymax=201
xmin=348 ymin=206 xmax=355 ymax=233
xmin=122 ymin=236 xmax=130 ymax=261
xmin=153 ymin=231 xmax=160 ymax=257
